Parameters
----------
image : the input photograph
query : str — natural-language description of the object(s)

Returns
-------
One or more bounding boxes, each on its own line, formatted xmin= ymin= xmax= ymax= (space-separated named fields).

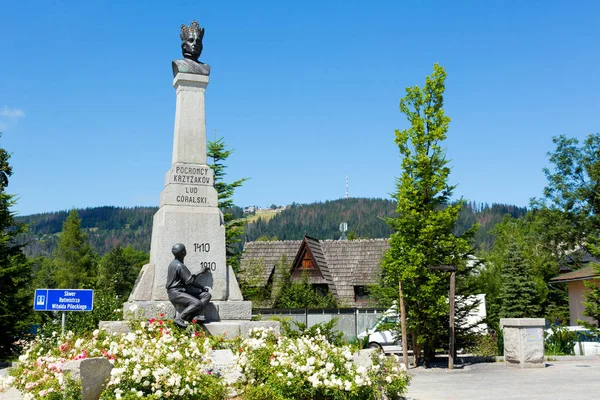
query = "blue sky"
xmin=1 ymin=1 xmax=599 ymax=216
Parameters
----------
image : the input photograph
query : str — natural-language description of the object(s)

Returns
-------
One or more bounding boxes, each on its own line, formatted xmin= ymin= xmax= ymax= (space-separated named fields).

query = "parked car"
xmin=357 ymin=304 xmax=402 ymax=353
xmin=546 ymin=325 xmax=600 ymax=356
xmin=357 ymin=294 xmax=488 ymax=353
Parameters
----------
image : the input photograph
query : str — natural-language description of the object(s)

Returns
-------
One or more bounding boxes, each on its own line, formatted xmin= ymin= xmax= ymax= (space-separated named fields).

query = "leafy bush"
xmin=274 ymin=317 xmax=345 ymax=346
xmin=545 ymin=325 xmax=576 ymax=355
xmin=8 ymin=318 xmax=410 ymax=400
xmin=469 ymin=333 xmax=499 ymax=357
xmin=274 ymin=273 xmax=338 ymax=308
xmin=233 ymin=327 xmax=410 ymax=400
xmin=11 ymin=319 xmax=227 ymax=399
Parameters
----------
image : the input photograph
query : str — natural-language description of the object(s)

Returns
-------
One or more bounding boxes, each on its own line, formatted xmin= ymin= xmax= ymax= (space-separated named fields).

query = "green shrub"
xmin=7 ymin=318 xmax=410 ymax=400
xmin=545 ymin=325 xmax=576 ymax=355
xmin=233 ymin=327 xmax=410 ymax=400
xmin=11 ymin=318 xmax=227 ymax=399
xmin=273 ymin=317 xmax=345 ymax=346
xmin=469 ymin=333 xmax=499 ymax=357
xmin=244 ymin=384 xmax=288 ymax=400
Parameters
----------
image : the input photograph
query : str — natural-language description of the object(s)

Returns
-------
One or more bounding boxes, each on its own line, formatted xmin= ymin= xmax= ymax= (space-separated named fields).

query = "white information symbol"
xmin=36 ymin=295 xmax=45 ymax=305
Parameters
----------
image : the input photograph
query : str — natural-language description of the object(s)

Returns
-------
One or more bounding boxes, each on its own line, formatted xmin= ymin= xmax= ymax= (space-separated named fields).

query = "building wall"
xmin=568 ymin=280 xmax=600 ymax=326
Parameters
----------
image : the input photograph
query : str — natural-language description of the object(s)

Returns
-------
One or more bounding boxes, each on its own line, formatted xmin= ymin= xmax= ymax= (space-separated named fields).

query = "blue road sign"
xmin=34 ymin=289 xmax=94 ymax=312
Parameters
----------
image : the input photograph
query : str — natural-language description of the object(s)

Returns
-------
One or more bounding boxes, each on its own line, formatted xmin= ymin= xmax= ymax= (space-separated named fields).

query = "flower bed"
xmin=234 ymin=327 xmax=410 ymax=399
xmin=8 ymin=318 xmax=410 ymax=400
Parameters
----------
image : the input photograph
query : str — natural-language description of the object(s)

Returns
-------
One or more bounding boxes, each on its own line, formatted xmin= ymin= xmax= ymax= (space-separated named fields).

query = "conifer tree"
xmin=53 ymin=209 xmax=97 ymax=288
xmin=0 ymin=135 xmax=32 ymax=358
xmin=207 ymin=137 xmax=248 ymax=271
xmin=498 ymin=242 xmax=540 ymax=318
xmin=97 ymin=245 xmax=147 ymax=298
xmin=380 ymin=64 xmax=476 ymax=362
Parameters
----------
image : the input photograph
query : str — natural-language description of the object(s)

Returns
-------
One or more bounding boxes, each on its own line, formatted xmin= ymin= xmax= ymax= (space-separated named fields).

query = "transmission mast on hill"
xmin=345 ymin=174 xmax=349 ymax=199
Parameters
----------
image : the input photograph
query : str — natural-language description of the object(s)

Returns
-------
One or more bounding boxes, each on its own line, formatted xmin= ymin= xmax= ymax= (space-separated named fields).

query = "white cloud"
xmin=0 ymin=107 xmax=25 ymax=119
xmin=0 ymin=107 xmax=25 ymax=131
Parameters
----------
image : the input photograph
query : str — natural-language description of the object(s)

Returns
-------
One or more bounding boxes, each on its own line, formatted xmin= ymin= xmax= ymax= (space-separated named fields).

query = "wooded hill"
xmin=16 ymin=199 xmax=527 ymax=258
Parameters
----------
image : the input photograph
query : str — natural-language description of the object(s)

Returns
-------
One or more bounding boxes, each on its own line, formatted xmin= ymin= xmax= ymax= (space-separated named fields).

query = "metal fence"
xmin=253 ymin=308 xmax=387 ymax=340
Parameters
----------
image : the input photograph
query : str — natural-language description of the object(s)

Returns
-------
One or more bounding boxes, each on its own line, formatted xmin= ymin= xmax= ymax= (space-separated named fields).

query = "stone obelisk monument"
xmin=124 ymin=21 xmax=254 ymax=329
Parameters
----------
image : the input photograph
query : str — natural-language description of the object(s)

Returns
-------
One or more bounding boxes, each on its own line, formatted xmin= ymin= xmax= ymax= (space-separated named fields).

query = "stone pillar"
xmin=124 ymin=70 xmax=251 ymax=323
xmin=172 ymin=73 xmax=209 ymax=165
xmin=500 ymin=318 xmax=545 ymax=368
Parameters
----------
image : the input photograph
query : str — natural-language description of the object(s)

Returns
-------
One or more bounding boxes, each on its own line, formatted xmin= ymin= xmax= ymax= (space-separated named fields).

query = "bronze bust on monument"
xmin=172 ymin=20 xmax=211 ymax=77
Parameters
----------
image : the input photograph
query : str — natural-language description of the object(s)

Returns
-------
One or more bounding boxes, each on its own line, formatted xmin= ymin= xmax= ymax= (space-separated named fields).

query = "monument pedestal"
xmin=123 ymin=300 xmax=251 ymax=322
xmin=500 ymin=318 xmax=545 ymax=368
xmin=124 ymin=72 xmax=254 ymax=326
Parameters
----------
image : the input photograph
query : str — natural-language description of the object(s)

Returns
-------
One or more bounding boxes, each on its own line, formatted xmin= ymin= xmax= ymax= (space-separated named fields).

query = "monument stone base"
xmin=99 ymin=320 xmax=280 ymax=340
xmin=122 ymin=300 xmax=252 ymax=322
xmin=500 ymin=318 xmax=546 ymax=368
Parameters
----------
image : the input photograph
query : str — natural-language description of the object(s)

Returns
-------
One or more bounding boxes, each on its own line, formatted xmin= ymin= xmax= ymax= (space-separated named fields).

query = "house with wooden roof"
xmin=550 ymin=249 xmax=600 ymax=326
xmin=238 ymin=235 xmax=390 ymax=308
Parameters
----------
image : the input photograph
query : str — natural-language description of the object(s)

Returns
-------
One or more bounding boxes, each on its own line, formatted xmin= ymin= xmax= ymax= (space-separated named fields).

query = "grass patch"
xmin=246 ymin=210 xmax=278 ymax=224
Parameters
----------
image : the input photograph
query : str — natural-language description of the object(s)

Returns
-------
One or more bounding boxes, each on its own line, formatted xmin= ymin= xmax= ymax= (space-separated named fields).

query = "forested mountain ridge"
xmin=244 ymin=199 xmax=527 ymax=249
xmin=16 ymin=206 xmax=156 ymax=258
xmin=16 ymin=199 xmax=527 ymax=258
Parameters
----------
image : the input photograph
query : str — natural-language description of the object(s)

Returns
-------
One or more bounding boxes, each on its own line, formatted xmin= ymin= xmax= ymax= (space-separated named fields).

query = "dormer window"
xmin=301 ymin=252 xmax=314 ymax=269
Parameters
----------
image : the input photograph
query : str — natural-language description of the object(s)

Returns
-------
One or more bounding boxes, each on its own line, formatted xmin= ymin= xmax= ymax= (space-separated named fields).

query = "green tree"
xmin=274 ymin=273 xmax=337 ymax=309
xmin=380 ymin=64 xmax=476 ymax=362
xmin=32 ymin=256 xmax=57 ymax=289
xmin=53 ymin=209 xmax=97 ymax=289
xmin=207 ymin=137 xmax=249 ymax=272
xmin=498 ymin=242 xmax=540 ymax=318
xmin=346 ymin=231 xmax=359 ymax=240
xmin=580 ymin=241 xmax=600 ymax=328
xmin=538 ymin=133 xmax=600 ymax=240
xmin=581 ymin=269 xmax=600 ymax=328
xmin=97 ymin=245 xmax=148 ymax=298
xmin=524 ymin=133 xmax=600 ymax=324
xmin=255 ymin=234 xmax=278 ymax=242
xmin=478 ymin=214 xmax=568 ymax=326
xmin=0 ymin=136 xmax=33 ymax=359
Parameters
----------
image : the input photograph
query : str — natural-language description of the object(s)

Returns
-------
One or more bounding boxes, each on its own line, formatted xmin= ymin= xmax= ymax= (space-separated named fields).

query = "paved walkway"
xmin=0 ymin=387 xmax=19 ymax=400
xmin=406 ymin=358 xmax=600 ymax=400
xmin=2 ymin=359 xmax=599 ymax=399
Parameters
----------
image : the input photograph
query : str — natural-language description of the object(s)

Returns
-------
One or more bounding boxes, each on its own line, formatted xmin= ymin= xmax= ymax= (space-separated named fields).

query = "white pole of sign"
xmin=61 ymin=312 xmax=66 ymax=336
